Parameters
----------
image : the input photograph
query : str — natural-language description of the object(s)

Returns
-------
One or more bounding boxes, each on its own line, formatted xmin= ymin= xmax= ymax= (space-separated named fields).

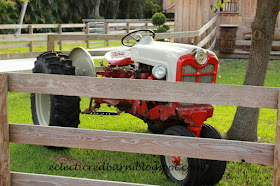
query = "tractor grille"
xmin=180 ymin=64 xmax=214 ymax=106
xmin=181 ymin=65 xmax=197 ymax=82
xmin=199 ymin=64 xmax=214 ymax=83
xmin=181 ymin=64 xmax=214 ymax=83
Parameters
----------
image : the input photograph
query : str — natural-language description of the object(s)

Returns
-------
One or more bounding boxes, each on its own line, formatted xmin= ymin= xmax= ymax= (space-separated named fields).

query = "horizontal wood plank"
xmin=155 ymin=31 xmax=199 ymax=39
xmin=9 ymin=124 xmax=274 ymax=165
xmin=198 ymin=27 xmax=217 ymax=48
xmin=0 ymin=24 xmax=85 ymax=30
xmin=54 ymin=34 xmax=124 ymax=41
xmin=53 ymin=31 xmax=199 ymax=41
xmin=0 ymin=52 xmax=43 ymax=60
xmin=11 ymin=172 xmax=151 ymax=186
xmin=236 ymin=40 xmax=280 ymax=47
xmin=0 ymin=24 xmax=29 ymax=29
xmin=0 ymin=34 xmax=48 ymax=42
xmin=7 ymin=73 xmax=279 ymax=109
xmin=0 ymin=43 xmax=29 ymax=49
xmin=208 ymin=37 xmax=217 ymax=50
xmin=198 ymin=15 xmax=218 ymax=36
xmin=61 ymin=24 xmax=85 ymax=28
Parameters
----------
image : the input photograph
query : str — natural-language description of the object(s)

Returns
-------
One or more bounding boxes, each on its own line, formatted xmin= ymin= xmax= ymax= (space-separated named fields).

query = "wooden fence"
xmin=0 ymin=16 xmax=214 ymax=60
xmin=0 ymin=71 xmax=279 ymax=185
xmin=47 ymin=15 xmax=218 ymax=52
xmin=0 ymin=21 xmax=173 ymax=53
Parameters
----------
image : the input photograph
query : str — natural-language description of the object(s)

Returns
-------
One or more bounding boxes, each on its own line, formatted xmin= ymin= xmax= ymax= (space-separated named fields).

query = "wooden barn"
xmin=163 ymin=0 xmax=280 ymax=59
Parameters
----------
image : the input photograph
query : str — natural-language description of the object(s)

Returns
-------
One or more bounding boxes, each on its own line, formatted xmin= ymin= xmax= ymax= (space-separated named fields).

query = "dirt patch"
xmin=52 ymin=156 xmax=81 ymax=165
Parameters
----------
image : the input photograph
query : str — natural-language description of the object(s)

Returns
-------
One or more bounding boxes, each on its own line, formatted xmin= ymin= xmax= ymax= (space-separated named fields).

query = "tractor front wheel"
xmin=31 ymin=51 xmax=80 ymax=128
xmin=200 ymin=124 xmax=226 ymax=185
xmin=160 ymin=125 xmax=205 ymax=186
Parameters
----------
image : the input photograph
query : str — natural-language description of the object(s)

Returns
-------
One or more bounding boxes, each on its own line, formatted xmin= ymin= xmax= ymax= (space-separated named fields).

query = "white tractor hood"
xmin=130 ymin=36 xmax=215 ymax=82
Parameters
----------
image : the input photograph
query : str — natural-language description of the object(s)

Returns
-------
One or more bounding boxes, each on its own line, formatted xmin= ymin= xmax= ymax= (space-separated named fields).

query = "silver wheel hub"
xmin=165 ymin=156 xmax=189 ymax=180
xmin=35 ymin=94 xmax=51 ymax=126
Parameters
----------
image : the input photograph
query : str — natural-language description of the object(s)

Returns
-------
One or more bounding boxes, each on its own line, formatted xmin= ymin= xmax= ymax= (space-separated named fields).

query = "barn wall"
xmin=174 ymin=0 xmax=280 ymax=44
xmin=220 ymin=0 xmax=280 ymax=40
xmin=174 ymin=0 xmax=217 ymax=43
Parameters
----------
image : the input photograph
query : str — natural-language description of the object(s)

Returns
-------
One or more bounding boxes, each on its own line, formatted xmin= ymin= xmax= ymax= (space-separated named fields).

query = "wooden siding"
xmin=174 ymin=0 xmax=280 ymax=43
xmin=174 ymin=0 xmax=217 ymax=43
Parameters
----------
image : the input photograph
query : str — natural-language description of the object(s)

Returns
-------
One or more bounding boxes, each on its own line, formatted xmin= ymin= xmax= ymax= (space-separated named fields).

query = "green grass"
xmin=7 ymin=59 xmax=280 ymax=185
xmin=0 ymin=40 xmax=123 ymax=54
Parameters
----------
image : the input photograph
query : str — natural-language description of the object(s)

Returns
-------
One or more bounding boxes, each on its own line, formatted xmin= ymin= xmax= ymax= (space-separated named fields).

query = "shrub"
xmin=162 ymin=24 xmax=170 ymax=31
xmin=155 ymin=27 xmax=167 ymax=33
xmin=151 ymin=13 xmax=166 ymax=27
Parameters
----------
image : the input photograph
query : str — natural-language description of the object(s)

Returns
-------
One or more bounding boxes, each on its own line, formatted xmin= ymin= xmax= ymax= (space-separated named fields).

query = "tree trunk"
xmin=112 ymin=0 xmax=120 ymax=19
xmin=226 ymin=0 xmax=280 ymax=141
xmin=126 ymin=1 xmax=133 ymax=19
xmin=15 ymin=1 xmax=28 ymax=35
xmin=92 ymin=0 xmax=101 ymax=18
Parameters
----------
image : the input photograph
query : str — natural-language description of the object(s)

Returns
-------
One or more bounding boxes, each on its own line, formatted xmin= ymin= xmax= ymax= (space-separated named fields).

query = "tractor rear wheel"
xmin=160 ymin=125 xmax=205 ymax=186
xmin=31 ymin=51 xmax=80 ymax=128
xmin=200 ymin=124 xmax=226 ymax=185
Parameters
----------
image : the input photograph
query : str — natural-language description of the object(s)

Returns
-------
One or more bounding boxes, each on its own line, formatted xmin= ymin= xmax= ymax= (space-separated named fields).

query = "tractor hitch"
xmin=82 ymin=110 xmax=119 ymax=115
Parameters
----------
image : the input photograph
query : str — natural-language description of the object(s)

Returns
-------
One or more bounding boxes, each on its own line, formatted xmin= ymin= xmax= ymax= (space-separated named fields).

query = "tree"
xmin=92 ymin=0 xmax=101 ymax=18
xmin=226 ymin=0 xmax=280 ymax=141
xmin=111 ymin=0 xmax=120 ymax=19
xmin=15 ymin=0 xmax=28 ymax=34
xmin=151 ymin=12 xmax=166 ymax=27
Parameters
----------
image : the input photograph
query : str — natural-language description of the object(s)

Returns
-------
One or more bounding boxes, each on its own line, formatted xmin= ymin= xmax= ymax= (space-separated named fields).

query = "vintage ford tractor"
xmin=31 ymin=30 xmax=226 ymax=185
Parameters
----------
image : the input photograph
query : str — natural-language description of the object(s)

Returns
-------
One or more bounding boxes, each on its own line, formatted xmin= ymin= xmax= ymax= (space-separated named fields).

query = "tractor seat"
xmin=104 ymin=50 xmax=134 ymax=66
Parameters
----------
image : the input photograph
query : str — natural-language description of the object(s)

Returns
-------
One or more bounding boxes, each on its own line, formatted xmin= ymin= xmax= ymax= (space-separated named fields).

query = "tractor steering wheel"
xmin=121 ymin=29 xmax=155 ymax=47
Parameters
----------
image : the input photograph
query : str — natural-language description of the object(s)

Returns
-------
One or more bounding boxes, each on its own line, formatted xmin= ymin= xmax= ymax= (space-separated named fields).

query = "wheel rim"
xmin=35 ymin=94 xmax=51 ymax=126
xmin=165 ymin=155 xmax=189 ymax=181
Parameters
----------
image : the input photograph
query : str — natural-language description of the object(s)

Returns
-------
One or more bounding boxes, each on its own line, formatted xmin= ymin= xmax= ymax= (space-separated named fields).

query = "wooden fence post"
xmin=205 ymin=29 xmax=210 ymax=48
xmin=28 ymin=25 xmax=33 ymax=52
xmin=0 ymin=73 xmax=10 ymax=186
xmin=86 ymin=23 xmax=90 ymax=48
xmin=58 ymin=24 xmax=63 ymax=51
xmin=273 ymin=91 xmax=280 ymax=186
xmin=127 ymin=23 xmax=130 ymax=33
xmin=193 ymin=36 xmax=199 ymax=45
xmin=47 ymin=35 xmax=55 ymax=51
xmin=105 ymin=22 xmax=109 ymax=46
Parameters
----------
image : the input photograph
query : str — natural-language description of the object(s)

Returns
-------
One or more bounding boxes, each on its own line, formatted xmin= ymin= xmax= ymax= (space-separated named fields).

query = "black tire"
xmin=160 ymin=125 xmax=205 ymax=186
xmin=147 ymin=120 xmax=166 ymax=134
xmin=200 ymin=124 xmax=226 ymax=185
xmin=31 ymin=51 xmax=80 ymax=128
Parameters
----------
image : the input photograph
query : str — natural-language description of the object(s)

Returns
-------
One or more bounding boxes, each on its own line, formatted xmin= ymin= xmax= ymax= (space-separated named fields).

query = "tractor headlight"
xmin=152 ymin=65 xmax=167 ymax=79
xmin=194 ymin=49 xmax=208 ymax=65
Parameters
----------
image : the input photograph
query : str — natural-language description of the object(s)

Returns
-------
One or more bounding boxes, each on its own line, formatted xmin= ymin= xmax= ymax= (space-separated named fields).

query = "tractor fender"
xmin=69 ymin=47 xmax=96 ymax=77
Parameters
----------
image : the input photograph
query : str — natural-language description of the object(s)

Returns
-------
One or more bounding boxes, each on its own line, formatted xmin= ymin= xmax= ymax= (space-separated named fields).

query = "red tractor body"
xmin=86 ymin=48 xmax=219 ymax=137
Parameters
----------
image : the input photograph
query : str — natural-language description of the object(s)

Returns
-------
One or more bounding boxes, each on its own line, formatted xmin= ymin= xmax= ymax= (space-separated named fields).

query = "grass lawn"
xmin=0 ymin=40 xmax=123 ymax=54
xmin=7 ymin=56 xmax=280 ymax=185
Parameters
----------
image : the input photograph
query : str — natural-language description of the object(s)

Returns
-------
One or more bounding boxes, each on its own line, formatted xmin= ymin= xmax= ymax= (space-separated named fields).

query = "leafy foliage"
xmin=155 ymin=26 xmax=167 ymax=33
xmin=0 ymin=0 xmax=18 ymax=24
xmin=0 ymin=0 xmax=163 ymax=33
xmin=151 ymin=12 xmax=166 ymax=27
xmin=162 ymin=24 xmax=169 ymax=31
xmin=211 ymin=0 xmax=230 ymax=13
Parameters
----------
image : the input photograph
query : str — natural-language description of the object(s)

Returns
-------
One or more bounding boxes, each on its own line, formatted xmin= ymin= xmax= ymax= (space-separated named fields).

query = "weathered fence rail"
xmin=0 ymin=72 xmax=280 ymax=185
